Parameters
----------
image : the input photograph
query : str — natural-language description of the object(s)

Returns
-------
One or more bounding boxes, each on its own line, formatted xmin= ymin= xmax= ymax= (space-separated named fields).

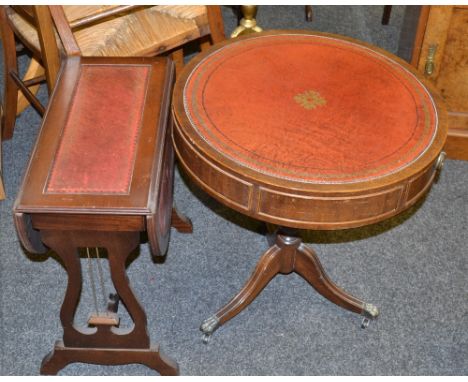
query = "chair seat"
xmin=8 ymin=5 xmax=209 ymax=57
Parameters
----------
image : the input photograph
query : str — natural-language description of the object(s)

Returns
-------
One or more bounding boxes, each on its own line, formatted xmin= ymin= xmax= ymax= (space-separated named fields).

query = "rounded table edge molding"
xmin=172 ymin=30 xmax=448 ymax=230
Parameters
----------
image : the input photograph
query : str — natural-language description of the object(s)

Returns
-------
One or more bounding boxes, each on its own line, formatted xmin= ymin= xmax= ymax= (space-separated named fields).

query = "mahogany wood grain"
xmin=174 ymin=30 xmax=447 ymax=337
xmin=201 ymin=230 xmax=376 ymax=336
xmin=38 ymin=230 xmax=178 ymax=375
xmin=14 ymin=57 xmax=173 ymax=215
xmin=48 ymin=5 xmax=80 ymax=56
xmin=13 ymin=55 xmax=188 ymax=374
xmin=173 ymin=31 xmax=447 ymax=230
xmin=41 ymin=341 xmax=178 ymax=376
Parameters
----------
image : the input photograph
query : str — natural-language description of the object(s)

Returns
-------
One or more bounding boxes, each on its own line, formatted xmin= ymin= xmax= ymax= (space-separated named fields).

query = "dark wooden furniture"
xmin=172 ymin=31 xmax=448 ymax=341
xmin=304 ymin=5 xmax=393 ymax=24
xmin=13 ymin=49 xmax=192 ymax=374
xmin=0 ymin=5 xmax=225 ymax=141
xmin=411 ymin=5 xmax=468 ymax=160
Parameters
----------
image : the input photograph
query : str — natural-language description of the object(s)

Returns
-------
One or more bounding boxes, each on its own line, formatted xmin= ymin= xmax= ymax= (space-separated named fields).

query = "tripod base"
xmin=201 ymin=229 xmax=379 ymax=340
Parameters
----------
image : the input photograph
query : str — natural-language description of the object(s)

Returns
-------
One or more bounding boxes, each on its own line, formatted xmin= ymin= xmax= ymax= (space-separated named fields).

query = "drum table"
xmin=14 ymin=56 xmax=192 ymax=375
xmin=172 ymin=31 xmax=447 ymax=340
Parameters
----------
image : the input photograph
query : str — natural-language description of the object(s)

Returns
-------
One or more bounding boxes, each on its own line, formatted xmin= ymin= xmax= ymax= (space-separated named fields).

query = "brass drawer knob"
xmin=436 ymin=151 xmax=446 ymax=172
xmin=425 ymin=44 xmax=437 ymax=76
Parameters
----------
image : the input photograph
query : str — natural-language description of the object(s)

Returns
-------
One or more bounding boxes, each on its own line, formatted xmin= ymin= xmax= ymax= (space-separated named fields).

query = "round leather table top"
xmin=173 ymin=31 xmax=447 ymax=229
xmin=181 ymin=33 xmax=439 ymax=184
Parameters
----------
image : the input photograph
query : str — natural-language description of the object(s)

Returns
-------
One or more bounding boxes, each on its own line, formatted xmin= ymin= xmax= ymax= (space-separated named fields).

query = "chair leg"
xmin=206 ymin=5 xmax=225 ymax=44
xmin=16 ymin=58 xmax=44 ymax=115
xmin=382 ymin=5 xmax=392 ymax=25
xmin=305 ymin=5 xmax=313 ymax=22
xmin=200 ymin=35 xmax=211 ymax=52
xmin=0 ymin=7 xmax=20 ymax=140
xmin=171 ymin=48 xmax=184 ymax=76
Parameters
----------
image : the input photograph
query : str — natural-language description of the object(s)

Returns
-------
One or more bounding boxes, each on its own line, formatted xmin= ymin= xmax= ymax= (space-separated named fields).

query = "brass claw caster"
xmin=202 ymin=333 xmax=211 ymax=344
xmin=200 ymin=315 xmax=220 ymax=344
xmin=361 ymin=303 xmax=379 ymax=328
xmin=361 ymin=317 xmax=370 ymax=329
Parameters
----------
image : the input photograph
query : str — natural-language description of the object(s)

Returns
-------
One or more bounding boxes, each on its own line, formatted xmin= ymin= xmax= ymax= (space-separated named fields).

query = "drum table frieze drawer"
xmin=14 ymin=56 xmax=192 ymax=375
xmin=172 ymin=31 xmax=448 ymax=341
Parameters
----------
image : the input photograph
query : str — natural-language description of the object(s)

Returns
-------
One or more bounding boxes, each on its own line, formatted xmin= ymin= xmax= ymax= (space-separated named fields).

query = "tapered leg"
xmin=200 ymin=244 xmax=282 ymax=338
xmin=294 ymin=243 xmax=379 ymax=319
xmin=201 ymin=228 xmax=379 ymax=339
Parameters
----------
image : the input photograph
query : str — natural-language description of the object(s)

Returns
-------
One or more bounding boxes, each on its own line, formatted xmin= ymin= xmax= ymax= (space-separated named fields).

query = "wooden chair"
xmin=0 ymin=5 xmax=225 ymax=141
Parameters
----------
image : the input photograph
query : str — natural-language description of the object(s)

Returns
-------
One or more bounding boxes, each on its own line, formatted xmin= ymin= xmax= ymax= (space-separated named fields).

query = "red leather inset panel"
xmin=183 ymin=34 xmax=438 ymax=183
xmin=46 ymin=64 xmax=150 ymax=194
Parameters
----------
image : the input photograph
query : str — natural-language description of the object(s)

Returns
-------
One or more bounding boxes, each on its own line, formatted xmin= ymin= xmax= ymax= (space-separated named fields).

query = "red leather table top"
xmin=47 ymin=64 xmax=149 ymax=194
xmin=15 ymin=56 xmax=173 ymax=214
xmin=183 ymin=33 xmax=438 ymax=184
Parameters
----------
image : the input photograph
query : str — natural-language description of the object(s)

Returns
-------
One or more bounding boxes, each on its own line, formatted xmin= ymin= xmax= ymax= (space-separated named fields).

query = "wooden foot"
xmin=171 ymin=207 xmax=193 ymax=233
xmin=201 ymin=228 xmax=379 ymax=338
xmin=40 ymin=341 xmax=178 ymax=375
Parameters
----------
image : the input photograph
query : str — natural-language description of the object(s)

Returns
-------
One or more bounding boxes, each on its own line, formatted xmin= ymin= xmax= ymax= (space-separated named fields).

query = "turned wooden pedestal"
xmin=172 ymin=31 xmax=448 ymax=339
xmin=200 ymin=228 xmax=379 ymax=339
xmin=14 ymin=56 xmax=191 ymax=375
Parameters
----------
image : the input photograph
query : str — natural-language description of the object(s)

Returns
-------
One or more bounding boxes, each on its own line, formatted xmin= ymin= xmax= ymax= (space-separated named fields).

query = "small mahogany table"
xmin=172 ymin=31 xmax=447 ymax=340
xmin=14 ymin=56 xmax=192 ymax=374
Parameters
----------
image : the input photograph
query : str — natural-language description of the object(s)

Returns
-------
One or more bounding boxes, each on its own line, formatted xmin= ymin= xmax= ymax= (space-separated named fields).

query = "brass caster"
xmin=200 ymin=315 xmax=220 ymax=344
xmin=361 ymin=317 xmax=370 ymax=329
xmin=202 ymin=333 xmax=211 ymax=345
xmin=436 ymin=151 xmax=446 ymax=172
xmin=361 ymin=302 xmax=379 ymax=328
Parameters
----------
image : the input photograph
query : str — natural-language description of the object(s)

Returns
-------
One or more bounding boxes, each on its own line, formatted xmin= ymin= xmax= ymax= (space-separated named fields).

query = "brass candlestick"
xmin=231 ymin=5 xmax=263 ymax=38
